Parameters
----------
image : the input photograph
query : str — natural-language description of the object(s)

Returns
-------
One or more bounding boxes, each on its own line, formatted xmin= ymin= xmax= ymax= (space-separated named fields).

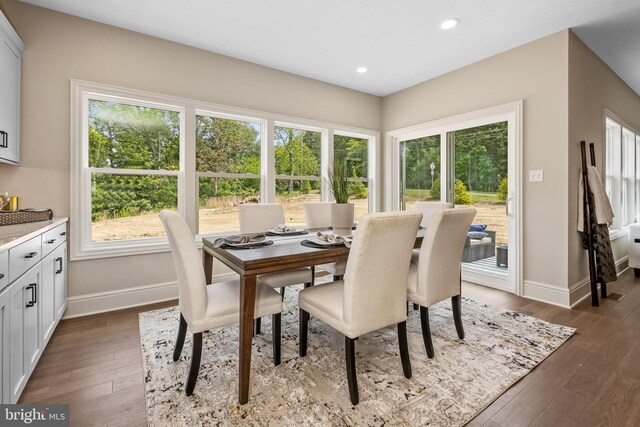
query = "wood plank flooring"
xmin=19 ymin=270 xmax=640 ymax=426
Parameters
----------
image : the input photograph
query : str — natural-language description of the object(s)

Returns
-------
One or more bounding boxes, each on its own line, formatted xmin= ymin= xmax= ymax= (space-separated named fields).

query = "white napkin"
xmin=316 ymin=231 xmax=351 ymax=247
xmin=276 ymin=223 xmax=295 ymax=232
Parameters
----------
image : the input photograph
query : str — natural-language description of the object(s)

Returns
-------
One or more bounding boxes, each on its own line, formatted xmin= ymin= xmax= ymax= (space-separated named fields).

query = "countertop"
xmin=0 ymin=218 xmax=68 ymax=252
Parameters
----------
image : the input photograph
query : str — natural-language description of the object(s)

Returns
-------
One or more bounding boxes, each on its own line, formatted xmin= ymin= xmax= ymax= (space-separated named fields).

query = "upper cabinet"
xmin=0 ymin=11 xmax=25 ymax=165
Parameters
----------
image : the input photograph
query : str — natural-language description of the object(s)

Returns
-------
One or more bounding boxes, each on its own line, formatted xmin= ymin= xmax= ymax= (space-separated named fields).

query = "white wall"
xmin=382 ymin=31 xmax=570 ymax=302
xmin=0 ymin=0 xmax=382 ymax=316
xmin=568 ymin=31 xmax=640 ymax=303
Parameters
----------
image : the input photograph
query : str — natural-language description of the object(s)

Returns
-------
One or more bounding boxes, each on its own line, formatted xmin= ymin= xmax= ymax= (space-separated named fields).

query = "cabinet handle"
xmin=0 ymin=273 xmax=4 ymax=280
xmin=46 ymin=239 xmax=57 ymax=244
xmin=25 ymin=252 xmax=38 ymax=259
xmin=0 ymin=131 xmax=7 ymax=149
xmin=25 ymin=283 xmax=36 ymax=308
xmin=55 ymin=257 xmax=63 ymax=274
xmin=60 ymin=231 xmax=67 ymax=236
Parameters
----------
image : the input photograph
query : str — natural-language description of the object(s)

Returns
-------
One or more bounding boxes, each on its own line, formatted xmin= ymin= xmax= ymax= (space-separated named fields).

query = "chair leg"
xmin=345 ymin=336 xmax=359 ymax=405
xmin=452 ymin=295 xmax=465 ymax=340
xmin=413 ymin=303 xmax=419 ymax=311
xmin=254 ymin=317 xmax=262 ymax=335
xmin=299 ymin=308 xmax=309 ymax=357
xmin=185 ymin=332 xmax=203 ymax=396
xmin=333 ymin=274 xmax=344 ymax=281
xmin=419 ymin=306 xmax=435 ymax=358
xmin=173 ymin=313 xmax=187 ymax=362
xmin=306 ymin=266 xmax=315 ymax=289
xmin=272 ymin=313 xmax=281 ymax=366
xmin=280 ymin=286 xmax=286 ymax=300
xmin=397 ymin=321 xmax=412 ymax=379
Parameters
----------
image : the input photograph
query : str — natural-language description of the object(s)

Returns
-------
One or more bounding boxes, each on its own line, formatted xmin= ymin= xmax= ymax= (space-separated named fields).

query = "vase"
xmin=331 ymin=203 xmax=354 ymax=236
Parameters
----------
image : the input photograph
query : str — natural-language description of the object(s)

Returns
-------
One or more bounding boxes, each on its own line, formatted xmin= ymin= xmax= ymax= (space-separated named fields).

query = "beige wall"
xmin=382 ymin=31 xmax=570 ymax=290
xmin=568 ymin=31 xmax=640 ymax=289
xmin=0 ymin=0 xmax=381 ymax=302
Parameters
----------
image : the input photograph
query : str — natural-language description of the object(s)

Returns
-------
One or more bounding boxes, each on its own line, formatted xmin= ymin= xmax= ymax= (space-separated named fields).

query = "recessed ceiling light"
xmin=356 ymin=66 xmax=368 ymax=74
xmin=440 ymin=18 xmax=459 ymax=30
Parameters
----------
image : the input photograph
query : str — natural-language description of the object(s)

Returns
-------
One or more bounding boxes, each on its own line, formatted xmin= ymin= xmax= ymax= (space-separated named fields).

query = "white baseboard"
xmin=522 ymin=280 xmax=571 ymax=308
xmin=64 ymin=272 xmax=238 ymax=319
xmin=569 ymin=256 xmax=629 ymax=307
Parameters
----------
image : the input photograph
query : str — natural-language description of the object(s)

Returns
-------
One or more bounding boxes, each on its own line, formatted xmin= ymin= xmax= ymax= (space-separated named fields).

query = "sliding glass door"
xmin=389 ymin=102 xmax=521 ymax=294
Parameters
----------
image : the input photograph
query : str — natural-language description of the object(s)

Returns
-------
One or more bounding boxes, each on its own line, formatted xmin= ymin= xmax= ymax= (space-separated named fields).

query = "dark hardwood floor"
xmin=20 ymin=270 xmax=640 ymax=426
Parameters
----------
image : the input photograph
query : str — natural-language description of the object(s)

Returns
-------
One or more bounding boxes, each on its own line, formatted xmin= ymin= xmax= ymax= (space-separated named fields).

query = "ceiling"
xmin=19 ymin=0 xmax=640 ymax=97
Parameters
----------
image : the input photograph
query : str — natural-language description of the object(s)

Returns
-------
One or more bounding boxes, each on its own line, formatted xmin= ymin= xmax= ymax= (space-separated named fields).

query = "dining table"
xmin=201 ymin=229 xmax=425 ymax=404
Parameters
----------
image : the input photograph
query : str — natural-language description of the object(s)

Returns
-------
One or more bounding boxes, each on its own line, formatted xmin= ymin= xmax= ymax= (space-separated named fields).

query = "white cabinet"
xmin=9 ymin=266 xmax=40 ymax=403
xmin=0 ymin=10 xmax=26 ymax=165
xmin=0 ymin=219 xmax=68 ymax=403
xmin=41 ymin=243 xmax=66 ymax=344
xmin=0 ymin=286 xmax=9 ymax=405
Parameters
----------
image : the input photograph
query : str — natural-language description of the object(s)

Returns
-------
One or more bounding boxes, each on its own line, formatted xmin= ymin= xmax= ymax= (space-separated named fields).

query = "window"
xmin=72 ymin=81 xmax=378 ymax=260
xmin=605 ymin=114 xmax=640 ymax=230
xmin=274 ymin=125 xmax=322 ymax=227
xmin=334 ymin=133 xmax=370 ymax=222
xmin=197 ymin=114 xmax=262 ymax=234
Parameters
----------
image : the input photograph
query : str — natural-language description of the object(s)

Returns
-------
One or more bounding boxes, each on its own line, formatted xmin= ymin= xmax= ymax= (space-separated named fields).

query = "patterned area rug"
xmin=139 ymin=286 xmax=574 ymax=426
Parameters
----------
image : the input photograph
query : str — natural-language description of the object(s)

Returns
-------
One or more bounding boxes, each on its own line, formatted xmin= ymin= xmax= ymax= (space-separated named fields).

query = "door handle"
xmin=55 ymin=257 xmax=63 ymax=274
xmin=25 ymin=283 xmax=36 ymax=308
xmin=506 ymin=196 xmax=514 ymax=218
xmin=0 ymin=131 xmax=7 ymax=148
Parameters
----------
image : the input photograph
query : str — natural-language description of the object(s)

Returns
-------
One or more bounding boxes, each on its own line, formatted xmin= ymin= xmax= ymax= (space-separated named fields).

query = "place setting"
xmin=211 ymin=233 xmax=274 ymax=249
xmin=301 ymin=230 xmax=352 ymax=248
xmin=265 ymin=223 xmax=309 ymax=236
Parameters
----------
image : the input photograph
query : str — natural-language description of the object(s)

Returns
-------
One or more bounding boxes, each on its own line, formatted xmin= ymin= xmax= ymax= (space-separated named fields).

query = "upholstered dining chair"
xmin=298 ymin=211 xmax=422 ymax=405
xmin=413 ymin=201 xmax=453 ymax=228
xmin=407 ymin=208 xmax=476 ymax=358
xmin=303 ymin=202 xmax=347 ymax=281
xmin=159 ymin=210 xmax=283 ymax=396
xmin=238 ymin=203 xmax=313 ymax=334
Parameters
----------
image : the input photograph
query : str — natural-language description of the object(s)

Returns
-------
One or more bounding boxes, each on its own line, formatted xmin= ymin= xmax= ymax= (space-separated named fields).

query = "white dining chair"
xmin=298 ymin=211 xmax=422 ymax=405
xmin=159 ymin=210 xmax=283 ymax=396
xmin=303 ymin=202 xmax=347 ymax=280
xmin=407 ymin=208 xmax=476 ymax=358
xmin=238 ymin=203 xmax=314 ymax=334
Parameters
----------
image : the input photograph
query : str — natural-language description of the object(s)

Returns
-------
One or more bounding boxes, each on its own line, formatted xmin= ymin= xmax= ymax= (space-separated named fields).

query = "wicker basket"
xmin=0 ymin=209 xmax=54 ymax=226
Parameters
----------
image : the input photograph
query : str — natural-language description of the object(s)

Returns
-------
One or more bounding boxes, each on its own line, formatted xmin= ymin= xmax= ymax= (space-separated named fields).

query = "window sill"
xmin=609 ymin=228 xmax=627 ymax=241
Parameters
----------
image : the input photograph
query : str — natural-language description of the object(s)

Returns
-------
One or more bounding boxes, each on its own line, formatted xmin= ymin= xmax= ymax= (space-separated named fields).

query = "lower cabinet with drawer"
xmin=0 ymin=219 xmax=68 ymax=404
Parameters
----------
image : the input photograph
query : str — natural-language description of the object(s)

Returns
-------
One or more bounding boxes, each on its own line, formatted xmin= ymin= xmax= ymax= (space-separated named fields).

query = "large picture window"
xmin=605 ymin=114 xmax=640 ymax=231
xmin=71 ymin=81 xmax=378 ymax=260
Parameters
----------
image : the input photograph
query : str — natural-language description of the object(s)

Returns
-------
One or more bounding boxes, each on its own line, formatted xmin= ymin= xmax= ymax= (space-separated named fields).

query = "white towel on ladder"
xmin=577 ymin=166 xmax=615 ymax=232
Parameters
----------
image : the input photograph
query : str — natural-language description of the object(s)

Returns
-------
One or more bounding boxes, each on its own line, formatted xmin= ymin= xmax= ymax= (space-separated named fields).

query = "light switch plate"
xmin=529 ymin=169 xmax=544 ymax=182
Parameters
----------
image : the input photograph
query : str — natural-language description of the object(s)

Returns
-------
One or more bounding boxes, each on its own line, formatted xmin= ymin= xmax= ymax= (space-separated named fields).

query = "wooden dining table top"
xmin=201 ymin=228 xmax=426 ymax=275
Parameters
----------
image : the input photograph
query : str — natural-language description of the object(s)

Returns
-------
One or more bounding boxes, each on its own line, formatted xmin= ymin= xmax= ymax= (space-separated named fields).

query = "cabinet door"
xmin=40 ymin=254 xmax=56 ymax=345
xmin=0 ymin=287 xmax=9 ymax=404
xmin=9 ymin=267 xmax=40 ymax=403
xmin=0 ymin=37 xmax=20 ymax=164
xmin=54 ymin=245 xmax=67 ymax=321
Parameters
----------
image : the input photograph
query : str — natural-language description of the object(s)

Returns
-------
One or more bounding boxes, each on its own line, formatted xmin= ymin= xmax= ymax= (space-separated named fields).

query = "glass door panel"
xmin=399 ymin=134 xmax=441 ymax=211
xmin=448 ymin=121 xmax=508 ymax=274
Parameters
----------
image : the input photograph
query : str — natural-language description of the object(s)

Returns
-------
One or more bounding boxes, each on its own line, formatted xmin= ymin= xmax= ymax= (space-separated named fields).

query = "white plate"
xmin=308 ymin=237 xmax=351 ymax=246
xmin=225 ymin=240 xmax=267 ymax=247
xmin=267 ymin=228 xmax=299 ymax=235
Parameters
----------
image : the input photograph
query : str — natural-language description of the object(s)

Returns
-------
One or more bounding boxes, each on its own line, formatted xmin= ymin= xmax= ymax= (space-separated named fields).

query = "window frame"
xmin=604 ymin=110 xmax=640 ymax=234
xmin=71 ymin=80 xmax=379 ymax=260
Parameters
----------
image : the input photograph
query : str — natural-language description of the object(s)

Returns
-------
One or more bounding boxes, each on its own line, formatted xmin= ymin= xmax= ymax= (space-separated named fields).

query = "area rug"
xmin=139 ymin=286 xmax=575 ymax=426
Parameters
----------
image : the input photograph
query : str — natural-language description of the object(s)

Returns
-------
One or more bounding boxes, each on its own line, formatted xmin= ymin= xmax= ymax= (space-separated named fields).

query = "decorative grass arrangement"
xmin=328 ymin=154 xmax=349 ymax=203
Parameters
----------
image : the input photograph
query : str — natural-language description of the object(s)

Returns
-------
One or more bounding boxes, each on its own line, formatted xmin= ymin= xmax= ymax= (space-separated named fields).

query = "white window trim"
xmin=71 ymin=80 xmax=379 ymax=260
xmin=604 ymin=109 xmax=640 ymax=234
